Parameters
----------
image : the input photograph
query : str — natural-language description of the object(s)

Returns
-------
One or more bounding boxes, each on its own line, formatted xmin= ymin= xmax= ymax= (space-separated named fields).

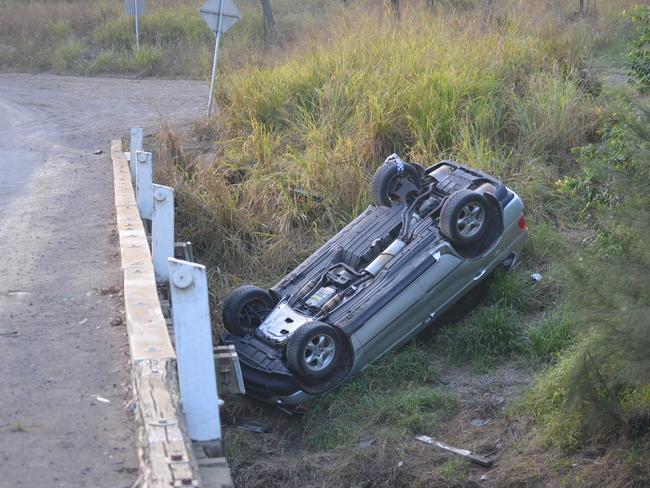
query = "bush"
xmin=627 ymin=5 xmax=650 ymax=92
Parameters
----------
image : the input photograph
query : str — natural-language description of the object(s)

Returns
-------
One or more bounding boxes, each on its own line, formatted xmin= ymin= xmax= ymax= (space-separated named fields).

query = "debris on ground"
xmin=358 ymin=438 xmax=376 ymax=449
xmin=470 ymin=419 xmax=488 ymax=427
xmin=416 ymin=435 xmax=494 ymax=467
xmin=95 ymin=396 xmax=111 ymax=404
xmin=236 ymin=419 xmax=272 ymax=434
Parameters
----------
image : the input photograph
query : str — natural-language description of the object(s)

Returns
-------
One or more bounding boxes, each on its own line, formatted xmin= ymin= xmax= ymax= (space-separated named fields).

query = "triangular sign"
xmin=201 ymin=0 xmax=240 ymax=35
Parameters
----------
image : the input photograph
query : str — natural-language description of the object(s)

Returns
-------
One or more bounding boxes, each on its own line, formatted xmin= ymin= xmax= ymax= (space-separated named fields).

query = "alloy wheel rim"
xmin=303 ymin=334 xmax=335 ymax=372
xmin=456 ymin=202 xmax=485 ymax=238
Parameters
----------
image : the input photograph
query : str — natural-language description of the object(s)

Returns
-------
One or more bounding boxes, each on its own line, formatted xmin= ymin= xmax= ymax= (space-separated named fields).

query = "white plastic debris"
xmin=96 ymin=396 xmax=111 ymax=404
xmin=531 ymin=273 xmax=542 ymax=282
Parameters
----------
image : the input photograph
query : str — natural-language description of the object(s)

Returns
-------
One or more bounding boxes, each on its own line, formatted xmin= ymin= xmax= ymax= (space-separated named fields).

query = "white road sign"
xmin=201 ymin=0 xmax=240 ymax=34
xmin=124 ymin=0 xmax=146 ymax=17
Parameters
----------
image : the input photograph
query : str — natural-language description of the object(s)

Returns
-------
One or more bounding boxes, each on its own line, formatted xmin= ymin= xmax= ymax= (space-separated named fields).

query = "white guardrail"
xmin=129 ymin=129 xmax=225 ymax=444
xmin=114 ymin=129 xmax=239 ymax=487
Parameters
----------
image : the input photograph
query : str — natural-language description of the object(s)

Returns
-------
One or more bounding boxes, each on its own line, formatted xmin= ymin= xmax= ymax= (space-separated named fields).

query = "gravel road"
xmin=0 ymin=74 xmax=206 ymax=488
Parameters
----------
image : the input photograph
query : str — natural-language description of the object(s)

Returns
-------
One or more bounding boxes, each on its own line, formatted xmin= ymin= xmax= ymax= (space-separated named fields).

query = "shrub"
xmin=627 ymin=5 xmax=650 ymax=92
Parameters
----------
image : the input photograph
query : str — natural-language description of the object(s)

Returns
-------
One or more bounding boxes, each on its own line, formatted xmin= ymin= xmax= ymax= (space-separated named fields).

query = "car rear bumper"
xmin=224 ymin=333 xmax=314 ymax=405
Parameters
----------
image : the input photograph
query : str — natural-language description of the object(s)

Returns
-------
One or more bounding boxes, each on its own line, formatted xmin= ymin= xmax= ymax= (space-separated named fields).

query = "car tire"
xmin=222 ymin=285 xmax=275 ymax=336
xmin=371 ymin=161 xmax=421 ymax=207
xmin=287 ymin=322 xmax=341 ymax=381
xmin=439 ymin=189 xmax=491 ymax=246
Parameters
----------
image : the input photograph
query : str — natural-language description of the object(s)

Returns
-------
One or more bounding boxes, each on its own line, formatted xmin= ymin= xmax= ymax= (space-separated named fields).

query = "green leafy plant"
xmin=627 ymin=5 xmax=650 ymax=92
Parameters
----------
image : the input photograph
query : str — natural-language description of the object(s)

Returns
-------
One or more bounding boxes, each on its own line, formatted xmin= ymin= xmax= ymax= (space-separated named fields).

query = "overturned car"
xmin=223 ymin=155 xmax=528 ymax=405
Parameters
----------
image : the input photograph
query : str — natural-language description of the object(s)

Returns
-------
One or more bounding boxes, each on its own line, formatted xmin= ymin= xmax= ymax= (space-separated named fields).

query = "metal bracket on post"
xmin=168 ymin=258 xmax=222 ymax=444
xmin=135 ymin=150 xmax=153 ymax=220
xmin=152 ymin=184 xmax=175 ymax=283
xmin=129 ymin=127 xmax=143 ymax=186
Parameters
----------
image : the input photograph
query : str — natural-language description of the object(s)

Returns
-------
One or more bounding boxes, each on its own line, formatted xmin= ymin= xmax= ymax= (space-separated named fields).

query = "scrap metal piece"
xmin=416 ymin=435 xmax=494 ymax=467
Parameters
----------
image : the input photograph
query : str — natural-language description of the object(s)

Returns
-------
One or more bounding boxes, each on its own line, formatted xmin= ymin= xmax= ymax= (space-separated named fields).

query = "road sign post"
xmin=201 ymin=0 xmax=240 ymax=118
xmin=125 ymin=0 xmax=146 ymax=49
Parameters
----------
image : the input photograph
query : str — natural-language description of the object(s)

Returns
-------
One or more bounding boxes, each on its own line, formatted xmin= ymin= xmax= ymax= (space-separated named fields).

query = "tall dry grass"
xmin=153 ymin=2 xmax=635 ymax=308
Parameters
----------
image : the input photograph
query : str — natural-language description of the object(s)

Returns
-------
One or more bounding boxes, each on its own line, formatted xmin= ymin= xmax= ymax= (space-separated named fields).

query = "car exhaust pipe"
xmin=364 ymin=239 xmax=407 ymax=276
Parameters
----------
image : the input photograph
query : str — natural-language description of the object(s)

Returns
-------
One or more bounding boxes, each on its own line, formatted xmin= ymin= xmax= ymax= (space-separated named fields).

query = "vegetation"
xmin=150 ymin=3 xmax=650 ymax=486
xmin=0 ymin=0 xmax=342 ymax=76
xmin=5 ymin=0 xmax=648 ymax=485
xmin=627 ymin=5 xmax=650 ymax=91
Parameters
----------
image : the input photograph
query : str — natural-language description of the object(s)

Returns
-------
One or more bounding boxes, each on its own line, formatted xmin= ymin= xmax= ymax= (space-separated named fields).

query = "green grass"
xmin=434 ymin=303 xmax=522 ymax=367
xmin=298 ymin=344 xmax=456 ymax=450
xmin=526 ymin=309 xmax=575 ymax=365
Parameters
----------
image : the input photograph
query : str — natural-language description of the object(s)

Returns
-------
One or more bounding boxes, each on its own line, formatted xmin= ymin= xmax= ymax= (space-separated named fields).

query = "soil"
xmin=0 ymin=73 xmax=205 ymax=488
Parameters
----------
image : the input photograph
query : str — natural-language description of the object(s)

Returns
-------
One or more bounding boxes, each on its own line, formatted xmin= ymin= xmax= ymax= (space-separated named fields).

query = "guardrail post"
xmin=168 ymin=258 xmax=222 ymax=443
xmin=129 ymin=127 xmax=143 ymax=185
xmin=135 ymin=150 xmax=153 ymax=220
xmin=152 ymin=184 xmax=175 ymax=283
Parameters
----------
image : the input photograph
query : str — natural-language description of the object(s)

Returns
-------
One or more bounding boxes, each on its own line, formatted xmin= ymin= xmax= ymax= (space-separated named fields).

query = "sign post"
xmin=200 ymin=0 xmax=240 ymax=118
xmin=125 ymin=0 xmax=146 ymax=49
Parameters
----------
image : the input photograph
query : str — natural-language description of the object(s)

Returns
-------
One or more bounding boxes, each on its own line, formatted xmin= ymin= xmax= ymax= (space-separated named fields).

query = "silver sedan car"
xmin=223 ymin=155 xmax=528 ymax=405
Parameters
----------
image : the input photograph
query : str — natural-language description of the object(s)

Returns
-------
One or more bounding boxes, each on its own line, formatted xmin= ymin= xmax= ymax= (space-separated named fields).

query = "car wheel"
xmin=287 ymin=322 xmax=341 ymax=381
xmin=371 ymin=161 xmax=421 ymax=206
xmin=222 ymin=285 xmax=275 ymax=336
xmin=439 ymin=189 xmax=491 ymax=246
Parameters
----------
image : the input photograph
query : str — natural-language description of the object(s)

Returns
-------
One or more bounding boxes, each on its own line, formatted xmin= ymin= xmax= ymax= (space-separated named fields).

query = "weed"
xmin=434 ymin=304 xmax=522 ymax=366
xmin=440 ymin=458 xmax=469 ymax=484
xmin=91 ymin=17 xmax=133 ymax=50
xmin=10 ymin=420 xmax=26 ymax=433
xmin=52 ymin=41 xmax=86 ymax=72
xmin=47 ymin=19 xmax=73 ymax=41
xmin=133 ymin=45 xmax=163 ymax=76
xmin=525 ymin=221 xmax=566 ymax=264
xmin=89 ymin=50 xmax=128 ymax=74
xmin=527 ymin=309 xmax=575 ymax=365
xmin=487 ymin=270 xmax=534 ymax=312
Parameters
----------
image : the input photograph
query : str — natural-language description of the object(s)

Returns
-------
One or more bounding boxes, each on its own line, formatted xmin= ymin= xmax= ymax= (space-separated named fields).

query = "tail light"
xmin=518 ymin=215 xmax=528 ymax=231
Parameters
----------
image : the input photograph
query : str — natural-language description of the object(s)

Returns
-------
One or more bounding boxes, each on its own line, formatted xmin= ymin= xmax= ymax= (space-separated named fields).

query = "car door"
xmin=354 ymin=251 xmax=464 ymax=366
